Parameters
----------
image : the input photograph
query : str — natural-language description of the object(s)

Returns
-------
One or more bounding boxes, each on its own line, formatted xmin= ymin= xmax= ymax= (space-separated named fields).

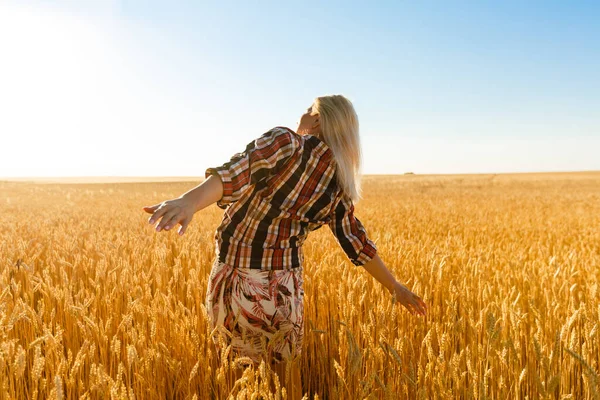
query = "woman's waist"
xmin=215 ymin=239 xmax=304 ymax=270
xmin=217 ymin=213 xmax=316 ymax=248
xmin=212 ymin=259 xmax=303 ymax=276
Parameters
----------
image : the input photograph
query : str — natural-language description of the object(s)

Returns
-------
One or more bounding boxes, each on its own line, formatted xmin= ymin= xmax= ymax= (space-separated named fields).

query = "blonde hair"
xmin=312 ymin=94 xmax=363 ymax=203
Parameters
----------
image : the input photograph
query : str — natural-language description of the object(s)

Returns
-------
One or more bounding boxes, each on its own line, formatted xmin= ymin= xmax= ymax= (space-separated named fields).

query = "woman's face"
xmin=296 ymin=105 xmax=321 ymax=137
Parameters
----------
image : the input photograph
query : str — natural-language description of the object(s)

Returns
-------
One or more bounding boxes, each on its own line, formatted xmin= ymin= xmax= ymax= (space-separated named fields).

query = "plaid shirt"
xmin=205 ymin=126 xmax=377 ymax=270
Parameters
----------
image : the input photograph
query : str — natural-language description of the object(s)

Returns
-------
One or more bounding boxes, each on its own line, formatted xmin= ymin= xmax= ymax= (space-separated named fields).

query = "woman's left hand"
xmin=143 ymin=197 xmax=196 ymax=236
xmin=388 ymin=281 xmax=428 ymax=317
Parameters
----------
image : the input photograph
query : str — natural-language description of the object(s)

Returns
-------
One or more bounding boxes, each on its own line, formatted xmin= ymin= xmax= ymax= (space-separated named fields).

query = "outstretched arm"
xmin=327 ymin=194 xmax=427 ymax=316
xmin=361 ymin=253 xmax=398 ymax=292
xmin=180 ymin=174 xmax=224 ymax=213
xmin=142 ymin=174 xmax=224 ymax=235
xmin=143 ymin=126 xmax=298 ymax=234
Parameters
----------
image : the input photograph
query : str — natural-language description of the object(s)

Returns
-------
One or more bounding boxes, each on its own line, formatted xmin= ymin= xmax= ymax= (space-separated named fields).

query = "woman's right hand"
xmin=143 ymin=197 xmax=196 ymax=236
xmin=388 ymin=281 xmax=428 ymax=316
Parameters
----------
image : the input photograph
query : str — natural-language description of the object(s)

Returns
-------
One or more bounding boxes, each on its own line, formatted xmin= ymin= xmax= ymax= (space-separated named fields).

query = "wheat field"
xmin=1 ymin=172 xmax=599 ymax=399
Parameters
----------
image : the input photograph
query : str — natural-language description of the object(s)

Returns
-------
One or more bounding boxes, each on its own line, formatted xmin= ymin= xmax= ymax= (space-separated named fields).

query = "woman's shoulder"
xmin=268 ymin=126 xmax=301 ymax=145
xmin=254 ymin=127 xmax=301 ymax=153
xmin=270 ymin=126 xmax=301 ymax=141
xmin=272 ymin=126 xmax=297 ymax=135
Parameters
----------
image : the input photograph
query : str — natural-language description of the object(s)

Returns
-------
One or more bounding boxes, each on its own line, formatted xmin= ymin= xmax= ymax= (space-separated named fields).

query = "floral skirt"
xmin=205 ymin=257 xmax=304 ymax=365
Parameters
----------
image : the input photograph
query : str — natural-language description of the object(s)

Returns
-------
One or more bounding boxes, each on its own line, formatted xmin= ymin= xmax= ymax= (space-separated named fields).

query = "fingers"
xmin=418 ymin=298 xmax=428 ymax=312
xmin=146 ymin=203 xmax=180 ymax=231
xmin=412 ymin=295 xmax=427 ymax=316
xmin=178 ymin=217 xmax=191 ymax=236
xmin=405 ymin=303 xmax=423 ymax=316
xmin=396 ymin=290 xmax=428 ymax=317
xmin=156 ymin=209 xmax=181 ymax=232
xmin=144 ymin=199 xmax=192 ymax=236
xmin=147 ymin=204 xmax=168 ymax=225
xmin=143 ymin=204 xmax=161 ymax=214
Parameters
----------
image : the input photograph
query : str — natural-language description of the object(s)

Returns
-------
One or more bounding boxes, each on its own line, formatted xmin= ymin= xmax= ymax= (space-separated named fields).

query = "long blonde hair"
xmin=312 ymin=95 xmax=363 ymax=203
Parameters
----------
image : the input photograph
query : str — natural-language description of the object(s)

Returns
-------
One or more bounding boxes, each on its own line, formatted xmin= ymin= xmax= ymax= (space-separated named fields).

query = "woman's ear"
xmin=310 ymin=121 xmax=321 ymax=135
xmin=312 ymin=116 xmax=320 ymax=129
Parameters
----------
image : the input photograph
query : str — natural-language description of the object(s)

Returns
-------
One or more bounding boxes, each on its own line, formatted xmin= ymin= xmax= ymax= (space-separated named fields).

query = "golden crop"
xmin=1 ymin=172 xmax=599 ymax=399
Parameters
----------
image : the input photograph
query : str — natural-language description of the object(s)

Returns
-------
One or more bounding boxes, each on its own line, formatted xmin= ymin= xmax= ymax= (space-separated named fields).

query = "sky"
xmin=0 ymin=0 xmax=598 ymax=177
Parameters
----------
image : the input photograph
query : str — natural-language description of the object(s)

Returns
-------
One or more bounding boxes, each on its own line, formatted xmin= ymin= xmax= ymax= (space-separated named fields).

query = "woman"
xmin=143 ymin=94 xmax=427 ymax=393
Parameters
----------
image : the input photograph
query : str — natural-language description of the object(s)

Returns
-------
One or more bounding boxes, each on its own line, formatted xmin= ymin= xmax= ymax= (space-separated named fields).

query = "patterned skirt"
xmin=205 ymin=257 xmax=304 ymax=365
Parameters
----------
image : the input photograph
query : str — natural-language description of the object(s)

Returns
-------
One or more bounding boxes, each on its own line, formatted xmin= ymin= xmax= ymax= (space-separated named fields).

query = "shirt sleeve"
xmin=205 ymin=127 xmax=299 ymax=209
xmin=327 ymin=193 xmax=378 ymax=267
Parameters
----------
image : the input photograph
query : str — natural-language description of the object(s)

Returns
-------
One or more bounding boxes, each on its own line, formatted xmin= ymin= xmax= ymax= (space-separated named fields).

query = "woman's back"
xmin=205 ymin=126 xmax=377 ymax=270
